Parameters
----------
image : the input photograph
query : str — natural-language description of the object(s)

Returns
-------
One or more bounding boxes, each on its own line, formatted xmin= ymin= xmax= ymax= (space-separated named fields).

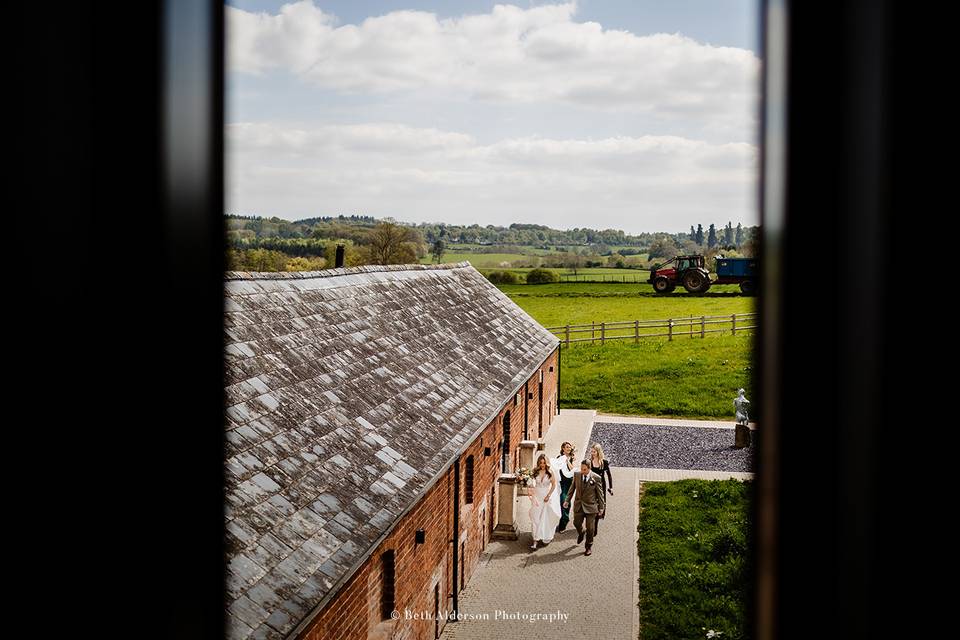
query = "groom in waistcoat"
xmin=563 ymin=460 xmax=606 ymax=556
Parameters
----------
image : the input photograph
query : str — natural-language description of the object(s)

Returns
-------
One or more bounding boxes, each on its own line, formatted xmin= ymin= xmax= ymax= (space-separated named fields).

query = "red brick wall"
xmin=298 ymin=349 xmax=559 ymax=640
xmin=300 ymin=466 xmax=454 ymax=640
xmin=525 ymin=348 xmax=559 ymax=441
xmin=542 ymin=348 xmax=559 ymax=435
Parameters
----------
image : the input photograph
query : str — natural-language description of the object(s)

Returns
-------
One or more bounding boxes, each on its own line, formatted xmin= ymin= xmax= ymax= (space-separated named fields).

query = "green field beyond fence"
xmin=555 ymin=272 xmax=647 ymax=282
xmin=558 ymin=337 xmax=754 ymax=417
xmin=503 ymin=283 xmax=757 ymax=418
xmin=548 ymin=313 xmax=755 ymax=346
xmin=503 ymin=285 xmax=754 ymax=327
xmin=484 ymin=267 xmax=651 ymax=283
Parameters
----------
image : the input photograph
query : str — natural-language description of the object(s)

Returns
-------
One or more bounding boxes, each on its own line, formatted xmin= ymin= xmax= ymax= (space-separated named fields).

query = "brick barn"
xmin=224 ymin=262 xmax=560 ymax=640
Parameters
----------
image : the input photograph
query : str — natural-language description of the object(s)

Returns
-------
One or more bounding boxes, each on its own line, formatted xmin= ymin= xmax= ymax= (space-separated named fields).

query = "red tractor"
xmin=648 ymin=255 xmax=712 ymax=293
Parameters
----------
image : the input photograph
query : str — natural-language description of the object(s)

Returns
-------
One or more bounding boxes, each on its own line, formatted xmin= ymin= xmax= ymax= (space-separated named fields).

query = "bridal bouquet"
xmin=515 ymin=467 xmax=536 ymax=487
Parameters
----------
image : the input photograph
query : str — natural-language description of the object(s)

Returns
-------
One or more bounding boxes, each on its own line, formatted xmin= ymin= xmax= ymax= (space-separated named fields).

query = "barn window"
xmin=501 ymin=411 xmax=511 ymax=472
xmin=465 ymin=455 xmax=474 ymax=504
xmin=380 ymin=550 xmax=395 ymax=620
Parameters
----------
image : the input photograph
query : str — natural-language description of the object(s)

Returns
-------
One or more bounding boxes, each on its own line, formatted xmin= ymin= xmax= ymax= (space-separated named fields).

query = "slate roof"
xmin=223 ymin=262 xmax=558 ymax=639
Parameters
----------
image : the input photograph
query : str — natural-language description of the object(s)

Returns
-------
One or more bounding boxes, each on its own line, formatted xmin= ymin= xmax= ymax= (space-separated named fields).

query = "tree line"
xmin=225 ymin=214 xmax=758 ymax=272
xmin=226 ymin=221 xmax=425 ymax=272
xmin=227 ymin=214 xmax=756 ymax=250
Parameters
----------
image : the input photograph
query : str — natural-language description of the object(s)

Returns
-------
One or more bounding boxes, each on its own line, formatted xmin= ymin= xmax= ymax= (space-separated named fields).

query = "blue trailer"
xmin=714 ymin=257 xmax=758 ymax=294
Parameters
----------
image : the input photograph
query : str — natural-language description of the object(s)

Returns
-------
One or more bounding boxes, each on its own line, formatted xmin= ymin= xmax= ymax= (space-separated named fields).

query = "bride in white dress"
xmin=528 ymin=453 xmax=562 ymax=549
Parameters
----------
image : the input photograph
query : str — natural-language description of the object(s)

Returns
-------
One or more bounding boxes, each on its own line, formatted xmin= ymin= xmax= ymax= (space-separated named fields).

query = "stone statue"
xmin=733 ymin=388 xmax=751 ymax=448
xmin=734 ymin=388 xmax=750 ymax=425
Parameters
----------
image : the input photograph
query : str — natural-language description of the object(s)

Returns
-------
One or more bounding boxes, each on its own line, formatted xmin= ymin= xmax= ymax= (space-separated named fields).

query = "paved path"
xmin=441 ymin=411 xmax=755 ymax=640
xmin=442 ymin=410 xmax=641 ymax=640
xmin=597 ymin=413 xmax=758 ymax=430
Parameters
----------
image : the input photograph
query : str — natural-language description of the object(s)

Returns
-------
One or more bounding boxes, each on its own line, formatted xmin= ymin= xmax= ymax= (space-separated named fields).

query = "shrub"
xmin=486 ymin=270 xmax=519 ymax=285
xmin=525 ymin=268 xmax=559 ymax=284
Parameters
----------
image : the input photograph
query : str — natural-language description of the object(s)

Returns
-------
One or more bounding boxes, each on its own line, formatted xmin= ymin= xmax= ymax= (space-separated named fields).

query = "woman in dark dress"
xmin=589 ymin=443 xmax=613 ymax=535
xmin=554 ymin=442 xmax=576 ymax=532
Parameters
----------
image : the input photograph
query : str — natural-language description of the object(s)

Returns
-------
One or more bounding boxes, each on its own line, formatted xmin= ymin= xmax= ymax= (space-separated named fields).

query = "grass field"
xmin=426 ymin=254 xmax=652 ymax=279
xmin=423 ymin=250 xmax=652 ymax=279
xmin=425 ymin=252 xmax=532 ymax=267
xmin=489 ymin=268 xmax=652 ymax=283
xmin=558 ymin=337 xmax=754 ymax=418
xmin=484 ymin=267 xmax=648 ymax=276
xmin=500 ymin=280 xmax=756 ymax=419
xmin=500 ymin=282 xmax=743 ymax=296
xmin=503 ymin=284 xmax=755 ymax=329
xmin=638 ymin=480 xmax=751 ymax=640
xmin=434 ymin=243 xmax=563 ymax=256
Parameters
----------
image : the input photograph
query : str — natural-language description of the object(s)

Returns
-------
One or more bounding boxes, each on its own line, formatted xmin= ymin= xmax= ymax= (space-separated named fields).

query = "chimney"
xmin=335 ymin=244 xmax=345 ymax=268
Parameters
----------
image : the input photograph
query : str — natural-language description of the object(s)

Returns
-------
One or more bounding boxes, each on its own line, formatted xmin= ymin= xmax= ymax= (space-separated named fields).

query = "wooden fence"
xmin=557 ymin=273 xmax=647 ymax=283
xmin=546 ymin=312 xmax=757 ymax=346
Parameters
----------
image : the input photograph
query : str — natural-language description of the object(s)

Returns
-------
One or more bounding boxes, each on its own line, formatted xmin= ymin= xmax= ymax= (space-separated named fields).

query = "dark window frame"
xmin=380 ymin=550 xmax=396 ymax=621
xmin=48 ymin=2 xmax=920 ymax=635
xmin=464 ymin=455 xmax=474 ymax=504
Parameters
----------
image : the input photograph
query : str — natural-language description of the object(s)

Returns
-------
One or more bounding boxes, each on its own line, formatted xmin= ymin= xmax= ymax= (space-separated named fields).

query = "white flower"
xmin=706 ymin=631 xmax=723 ymax=638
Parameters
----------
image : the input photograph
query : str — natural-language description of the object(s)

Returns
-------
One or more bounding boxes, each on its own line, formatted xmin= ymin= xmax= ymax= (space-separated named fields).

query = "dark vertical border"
xmin=159 ymin=1 xmax=226 ymax=636
xmin=756 ymin=1 xmax=931 ymax=637
xmin=755 ymin=1 xmax=786 ymax=638
xmin=18 ymin=1 xmax=226 ymax=637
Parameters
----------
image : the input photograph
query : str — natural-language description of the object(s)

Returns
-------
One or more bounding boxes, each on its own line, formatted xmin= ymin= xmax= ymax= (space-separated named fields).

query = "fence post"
xmin=668 ymin=318 xmax=674 ymax=341
xmin=565 ymin=324 xmax=570 ymax=346
xmin=592 ymin=321 xmax=596 ymax=345
xmin=732 ymin=314 xmax=737 ymax=335
xmin=601 ymin=322 xmax=606 ymax=344
xmin=701 ymin=315 xmax=706 ymax=338
xmin=634 ymin=319 xmax=639 ymax=344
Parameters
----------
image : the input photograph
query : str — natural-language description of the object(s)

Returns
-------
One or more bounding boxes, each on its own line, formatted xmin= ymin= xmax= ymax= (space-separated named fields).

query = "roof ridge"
xmin=225 ymin=261 xmax=472 ymax=281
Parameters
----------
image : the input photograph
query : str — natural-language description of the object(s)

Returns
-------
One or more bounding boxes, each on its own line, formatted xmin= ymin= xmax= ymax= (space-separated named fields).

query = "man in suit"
xmin=563 ymin=460 xmax=606 ymax=556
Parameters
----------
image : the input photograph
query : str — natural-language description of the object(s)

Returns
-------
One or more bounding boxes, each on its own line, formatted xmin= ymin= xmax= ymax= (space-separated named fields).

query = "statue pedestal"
xmin=734 ymin=423 xmax=752 ymax=448
xmin=492 ymin=474 xmax=520 ymax=540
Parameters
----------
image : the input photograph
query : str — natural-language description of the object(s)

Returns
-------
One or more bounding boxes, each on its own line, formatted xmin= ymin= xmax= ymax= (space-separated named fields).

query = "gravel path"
xmin=590 ymin=422 xmax=754 ymax=472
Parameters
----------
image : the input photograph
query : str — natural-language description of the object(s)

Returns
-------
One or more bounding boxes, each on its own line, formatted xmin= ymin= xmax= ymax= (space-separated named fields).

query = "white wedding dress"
xmin=528 ymin=469 xmax=562 ymax=543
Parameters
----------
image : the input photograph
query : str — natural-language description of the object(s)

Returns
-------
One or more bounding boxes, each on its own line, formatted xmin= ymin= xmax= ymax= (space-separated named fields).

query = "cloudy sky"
xmin=226 ymin=1 xmax=760 ymax=234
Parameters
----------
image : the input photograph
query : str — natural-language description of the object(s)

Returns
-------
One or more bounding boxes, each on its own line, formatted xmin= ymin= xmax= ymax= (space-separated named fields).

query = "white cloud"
xmin=227 ymin=1 xmax=759 ymax=139
xmin=226 ymin=122 xmax=757 ymax=232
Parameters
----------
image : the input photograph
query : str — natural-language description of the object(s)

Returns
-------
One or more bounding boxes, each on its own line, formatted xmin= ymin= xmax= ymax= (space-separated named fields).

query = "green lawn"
xmin=559 ymin=338 xmax=753 ymax=418
xmin=500 ymin=282 xmax=744 ymax=296
xmin=504 ymin=281 xmax=756 ymax=418
xmin=486 ymin=267 xmax=649 ymax=277
xmin=426 ymin=253 xmax=653 ymax=279
xmin=638 ymin=480 xmax=752 ymax=640
xmin=504 ymin=285 xmax=755 ymax=329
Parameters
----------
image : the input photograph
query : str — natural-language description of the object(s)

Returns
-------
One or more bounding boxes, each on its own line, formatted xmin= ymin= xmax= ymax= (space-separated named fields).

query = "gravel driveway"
xmin=590 ymin=422 xmax=754 ymax=472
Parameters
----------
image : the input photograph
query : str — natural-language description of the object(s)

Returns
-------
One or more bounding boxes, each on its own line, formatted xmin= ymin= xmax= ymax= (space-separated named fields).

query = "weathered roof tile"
xmin=224 ymin=263 xmax=557 ymax=638
xmin=229 ymin=596 xmax=271 ymax=631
